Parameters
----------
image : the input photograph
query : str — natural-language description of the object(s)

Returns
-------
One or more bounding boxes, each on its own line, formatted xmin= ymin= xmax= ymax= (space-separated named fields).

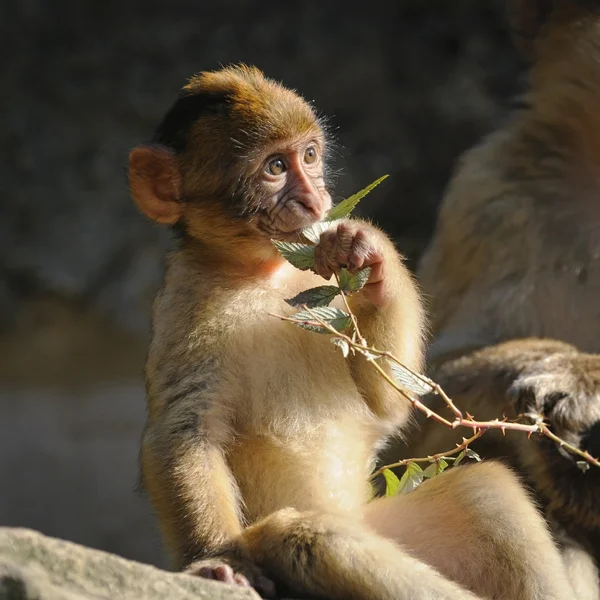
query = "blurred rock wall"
xmin=0 ymin=0 xmax=523 ymax=567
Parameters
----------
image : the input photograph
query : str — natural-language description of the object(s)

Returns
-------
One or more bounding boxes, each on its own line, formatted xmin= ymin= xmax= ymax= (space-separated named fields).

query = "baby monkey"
xmin=129 ymin=64 xmax=574 ymax=599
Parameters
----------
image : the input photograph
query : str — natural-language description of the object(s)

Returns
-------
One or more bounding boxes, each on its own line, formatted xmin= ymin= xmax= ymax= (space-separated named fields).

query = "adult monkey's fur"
xmin=389 ymin=2 xmax=600 ymax=598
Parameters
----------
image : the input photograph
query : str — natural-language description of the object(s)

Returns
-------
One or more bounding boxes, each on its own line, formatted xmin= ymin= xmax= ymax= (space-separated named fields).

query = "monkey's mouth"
xmin=253 ymin=213 xmax=321 ymax=243
xmin=263 ymin=227 xmax=307 ymax=243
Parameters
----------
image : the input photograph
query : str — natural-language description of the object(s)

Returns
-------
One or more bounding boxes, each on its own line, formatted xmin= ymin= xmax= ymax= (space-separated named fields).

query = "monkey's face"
xmin=129 ymin=65 xmax=334 ymax=253
xmin=248 ymin=136 xmax=331 ymax=241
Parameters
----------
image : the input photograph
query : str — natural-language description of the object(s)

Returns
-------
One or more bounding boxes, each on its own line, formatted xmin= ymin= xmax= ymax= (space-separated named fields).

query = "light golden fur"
xmin=131 ymin=64 xmax=575 ymax=599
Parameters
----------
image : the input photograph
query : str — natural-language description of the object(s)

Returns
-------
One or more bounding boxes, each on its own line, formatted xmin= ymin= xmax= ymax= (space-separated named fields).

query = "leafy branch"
xmin=270 ymin=176 xmax=600 ymax=497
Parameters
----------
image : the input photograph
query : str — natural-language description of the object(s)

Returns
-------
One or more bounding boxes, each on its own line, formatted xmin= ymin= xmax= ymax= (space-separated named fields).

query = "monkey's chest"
xmin=226 ymin=315 xmax=374 ymax=428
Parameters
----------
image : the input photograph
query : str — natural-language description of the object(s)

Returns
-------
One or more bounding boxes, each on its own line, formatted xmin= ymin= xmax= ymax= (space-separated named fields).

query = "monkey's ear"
xmin=508 ymin=0 xmax=554 ymax=57
xmin=128 ymin=145 xmax=183 ymax=225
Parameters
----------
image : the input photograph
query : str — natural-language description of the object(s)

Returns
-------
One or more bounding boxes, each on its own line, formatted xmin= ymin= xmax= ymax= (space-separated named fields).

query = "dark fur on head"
xmin=152 ymin=64 xmax=331 ymax=205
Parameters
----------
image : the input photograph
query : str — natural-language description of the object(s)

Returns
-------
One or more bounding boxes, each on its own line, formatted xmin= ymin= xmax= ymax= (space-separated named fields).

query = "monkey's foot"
xmin=185 ymin=558 xmax=276 ymax=598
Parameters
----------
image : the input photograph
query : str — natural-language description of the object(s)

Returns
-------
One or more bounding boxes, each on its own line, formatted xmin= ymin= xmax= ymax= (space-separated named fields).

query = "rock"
xmin=0 ymin=527 xmax=260 ymax=600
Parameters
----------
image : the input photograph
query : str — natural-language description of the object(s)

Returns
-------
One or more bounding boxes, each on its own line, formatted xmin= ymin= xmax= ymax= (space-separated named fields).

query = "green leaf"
xmin=388 ymin=360 xmax=435 ymax=396
xmin=465 ymin=448 xmax=481 ymax=462
xmin=301 ymin=219 xmax=340 ymax=244
xmin=454 ymin=450 xmax=467 ymax=467
xmin=285 ymin=285 xmax=340 ymax=308
xmin=398 ymin=462 xmax=424 ymax=495
xmin=326 ymin=174 xmax=389 ymax=221
xmin=288 ymin=306 xmax=351 ymax=334
xmin=423 ymin=459 xmax=449 ymax=479
xmin=338 ymin=267 xmax=371 ymax=293
xmin=272 ymin=241 xmax=316 ymax=271
xmin=454 ymin=448 xmax=481 ymax=467
xmin=577 ymin=460 xmax=590 ymax=473
xmin=331 ymin=337 xmax=350 ymax=358
xmin=382 ymin=468 xmax=401 ymax=497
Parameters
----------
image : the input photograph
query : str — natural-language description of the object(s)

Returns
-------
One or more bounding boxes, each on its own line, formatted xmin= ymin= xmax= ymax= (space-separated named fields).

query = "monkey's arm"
xmin=141 ymin=423 xmax=243 ymax=566
xmin=428 ymin=338 xmax=600 ymax=439
xmin=393 ymin=338 xmax=600 ymax=542
xmin=141 ymin=417 xmax=273 ymax=594
xmin=315 ymin=219 xmax=425 ymax=419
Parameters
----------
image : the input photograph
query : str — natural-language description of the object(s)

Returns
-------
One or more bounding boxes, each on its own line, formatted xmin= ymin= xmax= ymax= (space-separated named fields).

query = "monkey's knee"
xmin=241 ymin=508 xmax=339 ymax=597
xmin=242 ymin=508 xmax=351 ymax=569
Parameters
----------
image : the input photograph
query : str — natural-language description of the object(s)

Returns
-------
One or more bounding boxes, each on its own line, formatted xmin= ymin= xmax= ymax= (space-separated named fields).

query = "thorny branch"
xmin=369 ymin=431 xmax=485 ymax=481
xmin=273 ymin=291 xmax=600 ymax=472
xmin=270 ymin=174 xmax=600 ymax=478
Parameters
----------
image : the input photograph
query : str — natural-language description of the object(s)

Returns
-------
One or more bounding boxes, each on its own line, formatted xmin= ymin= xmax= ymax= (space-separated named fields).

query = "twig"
xmin=270 ymin=309 xmax=600 ymax=469
xmin=370 ymin=430 xmax=485 ymax=480
xmin=333 ymin=273 xmax=364 ymax=344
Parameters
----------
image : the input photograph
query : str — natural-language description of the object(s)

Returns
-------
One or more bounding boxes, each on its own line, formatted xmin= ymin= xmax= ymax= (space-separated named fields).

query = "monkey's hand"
xmin=185 ymin=556 xmax=276 ymax=598
xmin=508 ymin=351 xmax=600 ymax=456
xmin=314 ymin=220 xmax=391 ymax=306
xmin=504 ymin=349 xmax=600 ymax=531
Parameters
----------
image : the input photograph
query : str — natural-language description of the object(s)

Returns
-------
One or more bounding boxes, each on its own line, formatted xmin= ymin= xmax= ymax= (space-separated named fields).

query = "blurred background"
xmin=0 ymin=0 xmax=525 ymax=568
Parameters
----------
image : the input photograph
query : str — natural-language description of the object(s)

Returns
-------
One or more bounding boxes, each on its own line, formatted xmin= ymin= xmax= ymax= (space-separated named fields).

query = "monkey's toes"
xmin=216 ymin=564 xmax=249 ymax=586
xmin=187 ymin=560 xmax=277 ymax=598
xmin=191 ymin=563 xmax=237 ymax=583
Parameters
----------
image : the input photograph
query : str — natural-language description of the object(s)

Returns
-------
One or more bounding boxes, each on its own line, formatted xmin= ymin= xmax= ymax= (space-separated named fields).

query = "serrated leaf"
xmin=301 ymin=219 xmax=340 ymax=244
xmin=454 ymin=450 xmax=467 ymax=467
xmin=339 ymin=267 xmax=371 ymax=293
xmin=382 ymin=468 xmax=401 ymax=497
xmin=453 ymin=448 xmax=481 ymax=467
xmin=423 ymin=459 xmax=449 ymax=479
xmin=577 ymin=460 xmax=591 ymax=473
xmin=288 ymin=306 xmax=351 ymax=334
xmin=272 ymin=241 xmax=316 ymax=271
xmin=285 ymin=285 xmax=340 ymax=308
xmin=331 ymin=337 xmax=350 ymax=358
xmin=326 ymin=175 xmax=389 ymax=221
xmin=398 ymin=462 xmax=424 ymax=495
xmin=388 ymin=360 xmax=435 ymax=396
xmin=465 ymin=448 xmax=481 ymax=462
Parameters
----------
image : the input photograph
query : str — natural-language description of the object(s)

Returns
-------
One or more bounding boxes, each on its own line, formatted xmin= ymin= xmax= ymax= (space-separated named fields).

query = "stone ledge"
xmin=0 ymin=527 xmax=260 ymax=600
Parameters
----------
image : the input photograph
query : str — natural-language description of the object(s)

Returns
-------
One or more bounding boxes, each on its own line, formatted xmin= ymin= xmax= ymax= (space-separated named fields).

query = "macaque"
xmin=385 ymin=2 xmax=600 ymax=599
xmin=129 ymin=64 xmax=575 ymax=599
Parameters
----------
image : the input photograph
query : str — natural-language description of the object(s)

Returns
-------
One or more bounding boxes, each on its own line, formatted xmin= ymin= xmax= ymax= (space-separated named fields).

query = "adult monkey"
xmin=130 ymin=64 xmax=574 ymax=599
xmin=388 ymin=1 xmax=600 ymax=598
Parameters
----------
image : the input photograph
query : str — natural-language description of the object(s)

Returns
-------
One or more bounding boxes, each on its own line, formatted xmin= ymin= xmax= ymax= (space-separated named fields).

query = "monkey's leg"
xmin=365 ymin=461 xmax=575 ymax=600
xmin=242 ymin=507 xmax=481 ymax=600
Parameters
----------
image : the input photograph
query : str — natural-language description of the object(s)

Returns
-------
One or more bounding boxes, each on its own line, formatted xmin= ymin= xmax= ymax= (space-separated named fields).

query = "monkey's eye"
xmin=304 ymin=146 xmax=317 ymax=164
xmin=267 ymin=158 xmax=286 ymax=176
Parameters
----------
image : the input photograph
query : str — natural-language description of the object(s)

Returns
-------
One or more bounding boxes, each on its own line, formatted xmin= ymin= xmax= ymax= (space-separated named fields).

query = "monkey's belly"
xmin=227 ymin=425 xmax=376 ymax=523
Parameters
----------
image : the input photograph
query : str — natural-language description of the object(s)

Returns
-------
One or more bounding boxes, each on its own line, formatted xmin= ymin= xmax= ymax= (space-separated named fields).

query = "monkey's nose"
xmin=295 ymin=194 xmax=326 ymax=219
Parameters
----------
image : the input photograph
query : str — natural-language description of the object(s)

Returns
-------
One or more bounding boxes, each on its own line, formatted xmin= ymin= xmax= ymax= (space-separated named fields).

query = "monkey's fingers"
xmin=314 ymin=235 xmax=337 ymax=279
